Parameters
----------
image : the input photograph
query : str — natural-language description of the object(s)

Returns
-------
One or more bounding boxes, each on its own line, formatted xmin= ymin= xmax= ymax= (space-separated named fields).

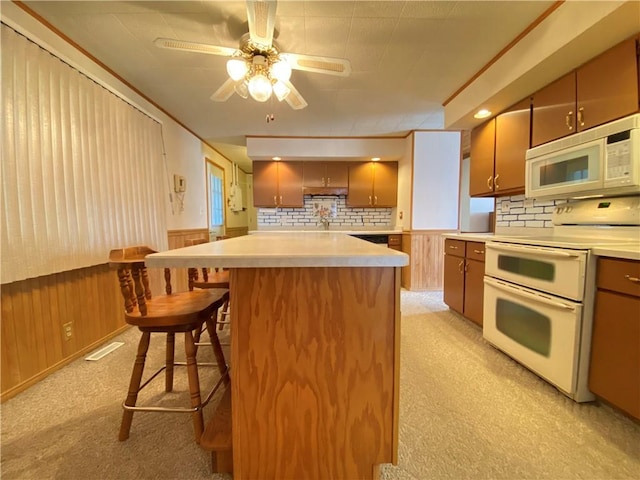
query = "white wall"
xmin=411 ymin=131 xmax=461 ymax=230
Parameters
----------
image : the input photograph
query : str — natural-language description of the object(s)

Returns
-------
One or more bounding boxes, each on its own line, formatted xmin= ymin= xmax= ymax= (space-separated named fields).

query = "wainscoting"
xmin=1 ymin=227 xmax=248 ymax=401
xmin=1 ymin=264 xmax=127 ymax=400
xmin=402 ymin=231 xmax=453 ymax=291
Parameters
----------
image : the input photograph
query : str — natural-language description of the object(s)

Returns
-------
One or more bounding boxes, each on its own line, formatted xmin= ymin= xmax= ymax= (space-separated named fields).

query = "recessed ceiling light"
xmin=474 ymin=109 xmax=492 ymax=119
xmin=272 ymin=156 xmax=281 ymax=161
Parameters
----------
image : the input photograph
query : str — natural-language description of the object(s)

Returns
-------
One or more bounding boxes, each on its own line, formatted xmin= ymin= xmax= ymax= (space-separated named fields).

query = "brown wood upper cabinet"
xmin=470 ymin=98 xmax=530 ymax=197
xmin=303 ymin=162 xmax=348 ymax=188
xmin=532 ymin=36 xmax=639 ymax=147
xmin=253 ymin=161 xmax=303 ymax=207
xmin=347 ymin=161 xmax=398 ymax=207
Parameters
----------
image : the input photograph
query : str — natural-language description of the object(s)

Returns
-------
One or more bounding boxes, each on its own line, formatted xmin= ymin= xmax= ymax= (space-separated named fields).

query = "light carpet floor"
xmin=1 ymin=290 xmax=639 ymax=479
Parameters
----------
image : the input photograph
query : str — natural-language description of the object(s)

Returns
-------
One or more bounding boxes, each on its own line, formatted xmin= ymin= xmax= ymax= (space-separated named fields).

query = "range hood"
xmin=303 ymin=186 xmax=348 ymax=196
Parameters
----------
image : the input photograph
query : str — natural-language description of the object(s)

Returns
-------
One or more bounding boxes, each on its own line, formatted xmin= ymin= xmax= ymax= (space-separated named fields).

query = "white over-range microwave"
xmin=525 ymin=113 xmax=640 ymax=200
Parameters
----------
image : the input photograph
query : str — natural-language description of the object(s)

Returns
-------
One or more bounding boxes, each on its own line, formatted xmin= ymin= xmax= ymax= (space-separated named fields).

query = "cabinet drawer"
xmin=388 ymin=234 xmax=402 ymax=247
xmin=466 ymin=242 xmax=486 ymax=262
xmin=444 ymin=239 xmax=465 ymax=258
xmin=597 ymin=257 xmax=640 ymax=298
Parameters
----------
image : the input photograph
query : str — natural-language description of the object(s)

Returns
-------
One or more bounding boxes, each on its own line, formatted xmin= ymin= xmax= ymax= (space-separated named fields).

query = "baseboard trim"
xmin=0 ymin=324 xmax=131 ymax=403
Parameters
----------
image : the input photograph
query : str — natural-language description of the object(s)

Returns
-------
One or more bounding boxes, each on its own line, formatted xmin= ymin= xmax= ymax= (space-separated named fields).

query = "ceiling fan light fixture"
xmin=248 ymin=73 xmax=272 ymax=102
xmin=227 ymin=58 xmax=249 ymax=81
xmin=273 ymin=80 xmax=290 ymax=101
xmin=270 ymin=57 xmax=291 ymax=82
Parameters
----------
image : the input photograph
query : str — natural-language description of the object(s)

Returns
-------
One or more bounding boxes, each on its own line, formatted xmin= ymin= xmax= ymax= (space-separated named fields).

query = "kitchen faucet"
xmin=320 ymin=217 xmax=330 ymax=230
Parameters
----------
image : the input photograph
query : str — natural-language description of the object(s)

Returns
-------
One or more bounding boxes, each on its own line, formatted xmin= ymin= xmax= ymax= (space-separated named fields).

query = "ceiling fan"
xmin=154 ymin=0 xmax=352 ymax=110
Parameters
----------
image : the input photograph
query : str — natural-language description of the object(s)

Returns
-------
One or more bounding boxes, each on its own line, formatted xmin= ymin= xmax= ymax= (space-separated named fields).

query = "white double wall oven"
xmin=483 ymin=242 xmax=594 ymax=402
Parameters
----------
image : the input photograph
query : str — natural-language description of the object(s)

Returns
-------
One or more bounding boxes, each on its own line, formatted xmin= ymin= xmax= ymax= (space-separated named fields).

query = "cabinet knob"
xmin=279 ymin=195 xmax=283 ymax=205
xmin=273 ymin=195 xmax=277 ymax=205
xmin=327 ymin=177 xmax=330 ymax=186
xmin=449 ymin=245 xmax=458 ymax=250
xmin=458 ymin=260 xmax=464 ymax=273
xmin=374 ymin=195 xmax=378 ymax=205
xmin=624 ymin=274 xmax=640 ymax=284
xmin=368 ymin=195 xmax=372 ymax=205
xmin=494 ymin=174 xmax=500 ymax=190
xmin=565 ymin=111 xmax=574 ymax=131
xmin=473 ymin=249 xmax=484 ymax=254
xmin=578 ymin=107 xmax=585 ymax=127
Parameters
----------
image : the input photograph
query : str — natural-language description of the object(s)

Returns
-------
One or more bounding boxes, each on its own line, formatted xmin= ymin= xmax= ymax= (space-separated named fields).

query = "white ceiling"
xmin=11 ymin=1 xmax=634 ymax=172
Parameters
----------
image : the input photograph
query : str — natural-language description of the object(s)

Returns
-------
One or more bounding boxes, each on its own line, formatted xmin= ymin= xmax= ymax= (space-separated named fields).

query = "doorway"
xmin=206 ymin=159 xmax=226 ymax=239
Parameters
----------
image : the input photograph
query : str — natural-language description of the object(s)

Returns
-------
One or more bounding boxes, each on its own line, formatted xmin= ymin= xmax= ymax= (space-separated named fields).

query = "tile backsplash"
xmin=495 ymin=194 xmax=564 ymax=228
xmin=257 ymin=195 xmax=393 ymax=228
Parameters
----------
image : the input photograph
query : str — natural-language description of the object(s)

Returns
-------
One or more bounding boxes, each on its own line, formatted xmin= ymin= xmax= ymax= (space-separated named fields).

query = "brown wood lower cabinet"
xmin=443 ymin=239 xmax=485 ymax=326
xmin=589 ymin=257 xmax=640 ymax=420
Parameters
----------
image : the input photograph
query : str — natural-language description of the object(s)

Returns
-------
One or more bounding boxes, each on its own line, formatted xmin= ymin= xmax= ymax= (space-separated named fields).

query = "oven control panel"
xmin=554 ymin=196 xmax=640 ymax=225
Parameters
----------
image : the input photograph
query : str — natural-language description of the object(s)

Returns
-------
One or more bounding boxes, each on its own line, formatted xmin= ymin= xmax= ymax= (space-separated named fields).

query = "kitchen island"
xmin=145 ymin=233 xmax=409 ymax=479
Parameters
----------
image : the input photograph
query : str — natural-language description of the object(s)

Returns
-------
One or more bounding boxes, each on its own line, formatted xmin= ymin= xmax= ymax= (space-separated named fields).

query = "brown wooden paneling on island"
xmin=230 ymin=266 xmax=399 ymax=479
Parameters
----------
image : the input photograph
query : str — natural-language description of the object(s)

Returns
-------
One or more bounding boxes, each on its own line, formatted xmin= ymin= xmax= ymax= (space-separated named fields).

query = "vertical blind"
xmin=1 ymin=24 xmax=168 ymax=284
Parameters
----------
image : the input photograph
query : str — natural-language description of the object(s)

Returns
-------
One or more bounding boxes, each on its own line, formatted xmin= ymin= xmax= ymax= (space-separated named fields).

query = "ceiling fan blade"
xmin=283 ymin=53 xmax=352 ymax=77
xmin=211 ymin=78 xmax=237 ymax=102
xmin=246 ymin=0 xmax=277 ymax=48
xmin=283 ymin=80 xmax=308 ymax=110
xmin=154 ymin=38 xmax=237 ymax=57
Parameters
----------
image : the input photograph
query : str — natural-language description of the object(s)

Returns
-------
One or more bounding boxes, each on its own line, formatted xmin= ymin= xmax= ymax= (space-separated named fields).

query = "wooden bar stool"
xmin=109 ymin=246 xmax=229 ymax=444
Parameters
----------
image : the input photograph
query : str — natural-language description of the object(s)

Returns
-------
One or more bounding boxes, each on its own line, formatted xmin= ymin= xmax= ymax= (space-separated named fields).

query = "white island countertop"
xmin=146 ymin=232 xmax=409 ymax=268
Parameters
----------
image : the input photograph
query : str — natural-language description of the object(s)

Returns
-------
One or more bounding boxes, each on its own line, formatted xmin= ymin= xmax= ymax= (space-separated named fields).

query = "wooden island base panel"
xmin=145 ymin=232 xmax=408 ymax=479
xmin=231 ymin=267 xmax=398 ymax=479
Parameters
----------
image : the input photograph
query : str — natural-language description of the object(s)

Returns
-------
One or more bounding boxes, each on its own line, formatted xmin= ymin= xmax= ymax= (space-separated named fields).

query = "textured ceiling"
xmin=18 ymin=0 xmax=557 ymax=172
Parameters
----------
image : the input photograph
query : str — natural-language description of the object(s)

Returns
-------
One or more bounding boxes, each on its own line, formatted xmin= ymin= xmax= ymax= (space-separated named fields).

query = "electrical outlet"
xmin=63 ymin=321 xmax=73 ymax=340
xmin=524 ymin=198 xmax=534 ymax=208
xmin=501 ymin=200 xmax=510 ymax=213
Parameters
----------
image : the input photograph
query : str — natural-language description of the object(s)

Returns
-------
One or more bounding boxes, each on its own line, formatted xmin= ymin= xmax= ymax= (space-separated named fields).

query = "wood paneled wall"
xmin=1 ymin=227 xmax=248 ymax=401
xmin=1 ymin=264 xmax=127 ymax=400
xmin=402 ymin=231 xmax=453 ymax=291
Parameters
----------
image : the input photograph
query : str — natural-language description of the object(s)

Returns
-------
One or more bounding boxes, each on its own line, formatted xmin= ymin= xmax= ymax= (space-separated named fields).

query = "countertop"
xmin=146 ymin=232 xmax=409 ymax=268
xmin=249 ymin=229 xmax=403 ymax=235
xmin=592 ymin=245 xmax=640 ymax=261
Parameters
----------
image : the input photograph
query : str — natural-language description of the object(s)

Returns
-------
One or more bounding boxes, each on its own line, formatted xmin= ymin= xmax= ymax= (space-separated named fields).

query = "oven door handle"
xmin=487 ymin=242 xmax=581 ymax=258
xmin=484 ymin=277 xmax=577 ymax=312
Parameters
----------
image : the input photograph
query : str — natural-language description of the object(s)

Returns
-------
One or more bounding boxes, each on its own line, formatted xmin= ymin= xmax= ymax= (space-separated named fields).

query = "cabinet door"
xmin=253 ymin=161 xmax=279 ymax=207
xmin=303 ymin=163 xmax=326 ymax=187
xmin=325 ymin=163 xmax=349 ymax=188
xmin=469 ymin=118 xmax=496 ymax=196
xmin=531 ymin=72 xmax=576 ymax=147
xmin=589 ymin=290 xmax=640 ymax=420
xmin=277 ymin=161 xmax=304 ymax=207
xmin=494 ymin=99 xmax=530 ymax=194
xmin=373 ymin=162 xmax=398 ymax=207
xmin=443 ymin=253 xmax=465 ymax=314
xmin=463 ymin=259 xmax=485 ymax=326
xmin=577 ymin=36 xmax=639 ymax=132
xmin=347 ymin=163 xmax=373 ymax=207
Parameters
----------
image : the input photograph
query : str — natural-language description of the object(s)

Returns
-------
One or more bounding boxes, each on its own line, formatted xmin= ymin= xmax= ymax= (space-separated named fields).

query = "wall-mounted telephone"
xmin=173 ymin=174 xmax=186 ymax=193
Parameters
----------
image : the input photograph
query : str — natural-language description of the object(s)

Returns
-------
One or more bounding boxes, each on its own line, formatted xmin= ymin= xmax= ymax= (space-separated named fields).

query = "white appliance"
xmin=483 ymin=196 xmax=640 ymax=402
xmin=526 ymin=113 xmax=640 ymax=200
